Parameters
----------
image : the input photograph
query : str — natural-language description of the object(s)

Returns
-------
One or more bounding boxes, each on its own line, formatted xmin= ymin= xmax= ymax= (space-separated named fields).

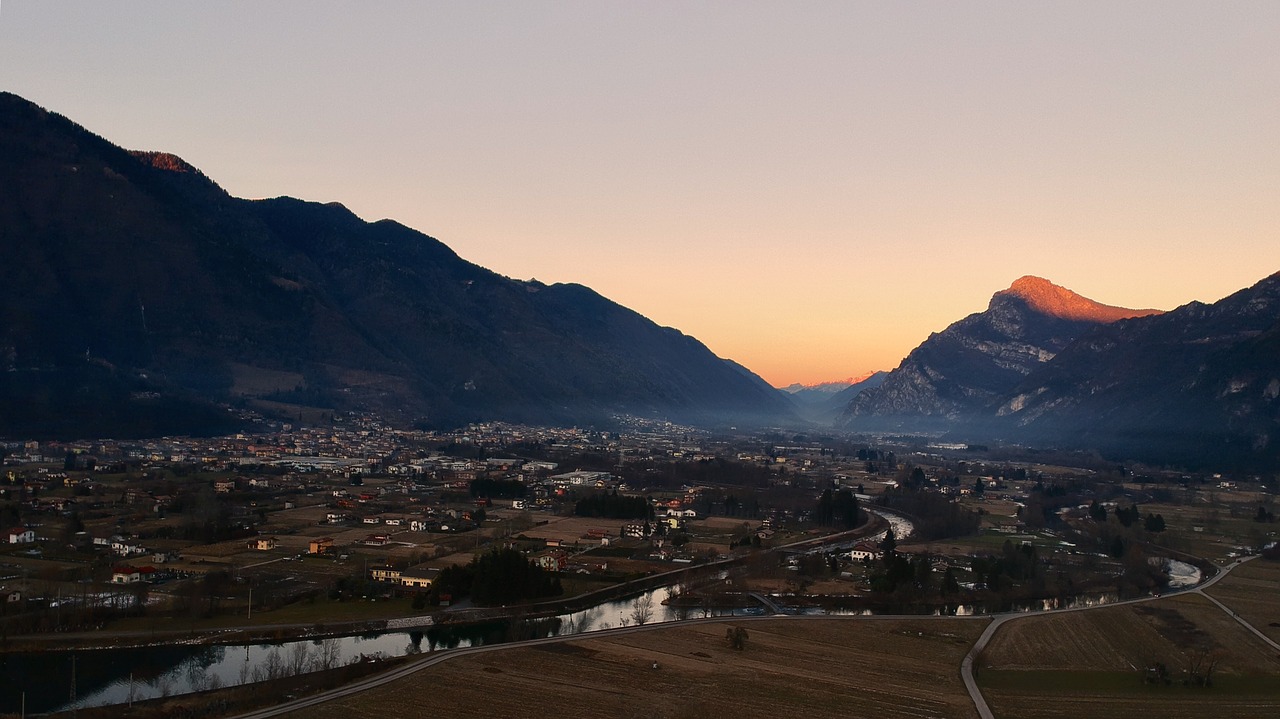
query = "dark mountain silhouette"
xmin=842 ymin=277 xmax=1160 ymax=431
xmin=0 ymin=92 xmax=793 ymax=437
xmin=987 ymin=272 xmax=1280 ymax=467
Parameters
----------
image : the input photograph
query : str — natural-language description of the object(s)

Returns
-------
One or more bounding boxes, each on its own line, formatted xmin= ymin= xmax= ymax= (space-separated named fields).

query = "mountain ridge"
xmin=0 ymin=91 xmax=795 ymax=437
xmin=997 ymin=275 xmax=1163 ymax=324
xmin=842 ymin=277 xmax=1163 ymax=430
xmin=982 ymin=271 xmax=1280 ymax=467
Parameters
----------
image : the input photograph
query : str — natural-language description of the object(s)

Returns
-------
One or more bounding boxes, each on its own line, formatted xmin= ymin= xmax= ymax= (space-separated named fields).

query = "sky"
xmin=2 ymin=2 xmax=1278 ymax=387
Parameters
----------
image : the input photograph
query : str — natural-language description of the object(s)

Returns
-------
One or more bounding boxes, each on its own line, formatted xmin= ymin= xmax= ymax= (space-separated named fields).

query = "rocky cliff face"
xmin=988 ymin=272 xmax=1280 ymax=467
xmin=842 ymin=277 xmax=1159 ymax=430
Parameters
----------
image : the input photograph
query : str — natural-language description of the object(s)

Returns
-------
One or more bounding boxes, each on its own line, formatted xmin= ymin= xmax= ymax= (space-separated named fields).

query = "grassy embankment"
xmin=277 ymin=617 xmax=988 ymax=719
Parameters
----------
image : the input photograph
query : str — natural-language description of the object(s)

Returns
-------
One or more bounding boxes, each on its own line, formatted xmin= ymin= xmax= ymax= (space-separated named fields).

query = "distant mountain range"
xmin=0 ymin=92 xmax=795 ymax=437
xmin=782 ymin=372 xmax=888 ymax=425
xmin=843 ymin=274 xmax=1280 ymax=469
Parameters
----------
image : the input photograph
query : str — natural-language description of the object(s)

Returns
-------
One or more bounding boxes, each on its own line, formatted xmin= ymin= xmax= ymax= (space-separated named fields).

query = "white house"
xmin=7 ymin=528 xmax=34 ymax=544
xmin=849 ymin=542 xmax=882 ymax=562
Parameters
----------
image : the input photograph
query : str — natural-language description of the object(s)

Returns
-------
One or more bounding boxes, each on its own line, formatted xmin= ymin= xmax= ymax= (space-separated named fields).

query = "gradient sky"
xmin=3 ymin=2 xmax=1278 ymax=387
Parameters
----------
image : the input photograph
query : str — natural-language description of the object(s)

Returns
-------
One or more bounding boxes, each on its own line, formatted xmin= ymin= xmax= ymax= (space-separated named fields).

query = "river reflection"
xmin=12 ymin=510 xmax=1191 ymax=714
xmin=34 ymin=583 xmax=759 ymax=713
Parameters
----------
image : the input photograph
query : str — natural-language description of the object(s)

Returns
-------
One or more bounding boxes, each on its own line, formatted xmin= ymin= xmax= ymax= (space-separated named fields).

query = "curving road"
xmin=959 ymin=555 xmax=1262 ymax=719
xmin=226 ymin=553 xmax=1267 ymax=719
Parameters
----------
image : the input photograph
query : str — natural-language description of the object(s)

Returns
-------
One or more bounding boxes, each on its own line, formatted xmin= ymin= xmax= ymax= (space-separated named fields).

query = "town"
xmin=1 ymin=410 xmax=1275 ymax=651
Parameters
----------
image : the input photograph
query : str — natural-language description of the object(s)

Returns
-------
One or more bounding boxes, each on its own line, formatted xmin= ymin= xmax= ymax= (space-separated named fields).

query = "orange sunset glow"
xmin=2 ymin=2 xmax=1276 ymax=387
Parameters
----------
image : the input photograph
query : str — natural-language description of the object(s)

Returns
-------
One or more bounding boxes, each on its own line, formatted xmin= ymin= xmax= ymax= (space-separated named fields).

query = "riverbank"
xmin=4 ymin=512 xmax=891 ymax=655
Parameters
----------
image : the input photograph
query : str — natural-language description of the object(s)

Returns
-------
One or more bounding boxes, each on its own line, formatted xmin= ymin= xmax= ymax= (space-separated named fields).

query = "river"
xmin=10 ymin=583 xmax=763 ymax=714
xmin=4 ymin=510 xmax=1194 ymax=713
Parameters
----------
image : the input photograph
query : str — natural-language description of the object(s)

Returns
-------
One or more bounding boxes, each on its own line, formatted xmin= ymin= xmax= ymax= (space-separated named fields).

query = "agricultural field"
xmin=1205 ymin=558 xmax=1280 ymax=644
xmin=278 ymin=617 xmax=989 ymax=719
xmin=978 ymin=575 xmax=1280 ymax=719
xmin=1142 ymin=499 xmax=1278 ymax=563
xmin=977 ymin=673 xmax=1280 ymax=719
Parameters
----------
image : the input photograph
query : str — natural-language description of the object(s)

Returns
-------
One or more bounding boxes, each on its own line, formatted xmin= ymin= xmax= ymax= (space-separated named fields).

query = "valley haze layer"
xmin=2 ymin=92 xmax=1279 ymax=470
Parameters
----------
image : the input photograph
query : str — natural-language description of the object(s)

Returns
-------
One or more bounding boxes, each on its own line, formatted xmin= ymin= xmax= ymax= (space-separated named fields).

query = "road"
xmin=959 ymin=555 xmax=1262 ymax=719
xmin=227 ymin=556 xmax=1270 ymax=719
xmin=227 ymin=614 xmax=757 ymax=719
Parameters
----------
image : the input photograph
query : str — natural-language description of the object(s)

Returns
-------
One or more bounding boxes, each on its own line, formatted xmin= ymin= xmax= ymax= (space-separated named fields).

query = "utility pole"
xmin=247 ymin=586 xmax=252 ymax=620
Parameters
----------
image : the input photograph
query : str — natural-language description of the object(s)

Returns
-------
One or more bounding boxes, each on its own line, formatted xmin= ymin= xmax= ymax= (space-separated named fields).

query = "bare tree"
xmin=631 ymin=593 xmax=654 ymax=626
xmin=262 ymin=648 xmax=285 ymax=681
xmin=287 ymin=643 xmax=311 ymax=676
xmin=314 ymin=638 xmax=342 ymax=671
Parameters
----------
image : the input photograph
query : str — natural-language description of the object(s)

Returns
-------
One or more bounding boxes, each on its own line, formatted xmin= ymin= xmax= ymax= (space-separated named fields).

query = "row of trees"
xmin=813 ymin=488 xmax=860 ymax=529
xmin=575 ymin=490 xmax=650 ymax=519
xmin=428 ymin=548 xmax=562 ymax=607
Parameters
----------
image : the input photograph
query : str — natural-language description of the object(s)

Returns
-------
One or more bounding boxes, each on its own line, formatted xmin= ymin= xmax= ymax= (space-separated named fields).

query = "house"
xmin=249 ymin=537 xmax=278 ymax=551
xmin=849 ymin=542 xmax=881 ymax=562
xmin=7 ymin=528 xmax=34 ymax=544
xmin=111 ymin=566 xmax=155 ymax=584
xmin=400 ymin=566 xmax=439 ymax=590
xmin=534 ymin=550 xmax=568 ymax=572
xmin=309 ymin=537 xmax=334 ymax=554
xmin=370 ymin=566 xmax=402 ymax=583
xmin=112 ymin=539 xmax=147 ymax=556
xmin=364 ymin=534 xmax=389 ymax=546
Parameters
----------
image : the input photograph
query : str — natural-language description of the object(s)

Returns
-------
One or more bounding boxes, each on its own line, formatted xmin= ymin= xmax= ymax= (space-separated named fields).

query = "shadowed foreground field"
xmin=280 ymin=617 xmax=987 ymax=719
xmin=978 ymin=564 xmax=1280 ymax=719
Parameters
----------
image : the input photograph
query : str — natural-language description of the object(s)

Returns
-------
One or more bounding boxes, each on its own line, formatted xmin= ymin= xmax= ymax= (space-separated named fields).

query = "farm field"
xmin=278 ymin=617 xmax=989 ymax=719
xmin=978 ymin=673 xmax=1280 ymax=719
xmin=1142 ymin=501 xmax=1277 ymax=563
xmin=1205 ymin=558 xmax=1280 ymax=644
xmin=980 ymin=593 xmax=1280 ymax=674
xmin=978 ymin=567 xmax=1280 ymax=719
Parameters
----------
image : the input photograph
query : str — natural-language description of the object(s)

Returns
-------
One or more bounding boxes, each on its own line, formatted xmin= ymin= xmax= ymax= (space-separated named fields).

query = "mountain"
xmin=0 ymin=92 xmax=794 ymax=437
xmin=784 ymin=372 xmax=888 ymax=425
xmin=842 ymin=277 xmax=1160 ymax=431
xmin=987 ymin=272 xmax=1280 ymax=467
xmin=780 ymin=371 xmax=882 ymax=396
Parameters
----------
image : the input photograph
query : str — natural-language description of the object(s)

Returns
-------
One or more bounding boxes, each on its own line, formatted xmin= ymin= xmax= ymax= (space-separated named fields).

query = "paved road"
xmin=1195 ymin=568 xmax=1280 ymax=653
xmin=227 ymin=614 xmax=770 ymax=719
xmin=959 ymin=555 xmax=1262 ymax=719
xmin=230 ymin=555 xmax=1269 ymax=719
